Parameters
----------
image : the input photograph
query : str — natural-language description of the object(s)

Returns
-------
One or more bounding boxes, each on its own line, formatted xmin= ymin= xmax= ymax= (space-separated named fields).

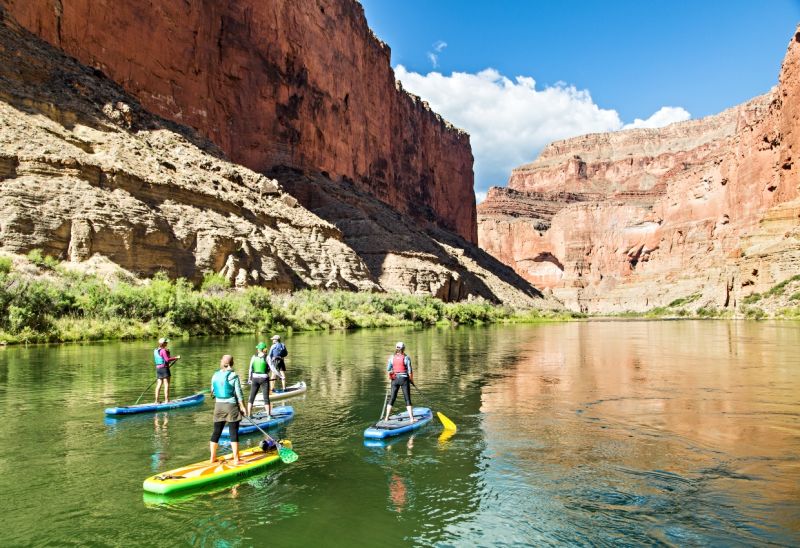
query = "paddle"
xmin=242 ymin=414 xmax=299 ymax=463
xmin=134 ymin=358 xmax=180 ymax=405
xmin=378 ymin=385 xmax=390 ymax=421
xmin=410 ymin=380 xmax=457 ymax=432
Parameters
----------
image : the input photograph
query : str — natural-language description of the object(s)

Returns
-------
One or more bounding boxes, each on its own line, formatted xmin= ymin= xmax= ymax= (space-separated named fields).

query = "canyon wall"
xmin=0 ymin=10 xmax=552 ymax=306
xmin=4 ymin=0 xmax=477 ymax=243
xmin=478 ymin=27 xmax=800 ymax=313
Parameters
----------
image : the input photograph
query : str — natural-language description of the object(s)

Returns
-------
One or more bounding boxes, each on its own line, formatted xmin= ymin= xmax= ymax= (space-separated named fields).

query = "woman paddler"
xmin=384 ymin=341 xmax=415 ymax=424
xmin=247 ymin=342 xmax=272 ymax=418
xmin=209 ymin=355 xmax=247 ymax=465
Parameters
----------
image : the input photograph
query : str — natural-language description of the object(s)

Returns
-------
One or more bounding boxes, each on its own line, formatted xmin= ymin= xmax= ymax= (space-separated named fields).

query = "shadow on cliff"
xmin=0 ymin=8 xmax=226 ymax=161
xmin=271 ymin=166 xmax=546 ymax=304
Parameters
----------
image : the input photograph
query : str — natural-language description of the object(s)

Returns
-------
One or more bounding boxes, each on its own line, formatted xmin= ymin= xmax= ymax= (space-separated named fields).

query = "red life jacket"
xmin=392 ymin=353 xmax=408 ymax=375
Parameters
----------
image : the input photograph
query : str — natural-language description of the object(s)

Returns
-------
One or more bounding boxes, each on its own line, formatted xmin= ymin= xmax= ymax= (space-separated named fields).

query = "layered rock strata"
xmin=0 ymin=11 xmax=377 ymax=291
xmin=3 ymin=0 xmax=477 ymax=243
xmin=274 ymin=167 xmax=557 ymax=307
xmin=0 ymin=11 xmax=550 ymax=306
xmin=478 ymin=27 xmax=800 ymax=313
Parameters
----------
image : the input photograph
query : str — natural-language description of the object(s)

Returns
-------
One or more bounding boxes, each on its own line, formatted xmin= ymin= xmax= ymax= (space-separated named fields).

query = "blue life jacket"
xmin=154 ymin=348 xmax=166 ymax=368
xmin=212 ymin=370 xmax=235 ymax=399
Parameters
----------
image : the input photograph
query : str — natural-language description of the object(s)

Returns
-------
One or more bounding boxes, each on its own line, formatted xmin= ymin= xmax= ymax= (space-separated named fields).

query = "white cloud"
xmin=394 ymin=65 xmax=691 ymax=200
xmin=622 ymin=106 xmax=691 ymax=129
xmin=475 ymin=190 xmax=487 ymax=204
xmin=427 ymin=52 xmax=439 ymax=68
xmin=427 ymin=40 xmax=448 ymax=68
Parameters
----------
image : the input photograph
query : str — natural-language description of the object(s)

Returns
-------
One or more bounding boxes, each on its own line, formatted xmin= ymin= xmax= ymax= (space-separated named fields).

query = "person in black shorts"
xmin=268 ymin=334 xmax=288 ymax=391
xmin=247 ymin=342 xmax=271 ymax=417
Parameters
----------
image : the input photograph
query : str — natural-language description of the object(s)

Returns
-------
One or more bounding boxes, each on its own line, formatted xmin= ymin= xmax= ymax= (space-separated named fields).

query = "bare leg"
xmin=281 ymin=374 xmax=286 ymax=391
xmin=154 ymin=378 xmax=163 ymax=403
xmin=164 ymin=378 xmax=170 ymax=402
xmin=407 ymin=405 xmax=415 ymax=424
xmin=384 ymin=404 xmax=392 ymax=421
xmin=209 ymin=441 xmax=218 ymax=463
xmin=231 ymin=441 xmax=240 ymax=465
xmin=246 ymin=402 xmax=252 ymax=417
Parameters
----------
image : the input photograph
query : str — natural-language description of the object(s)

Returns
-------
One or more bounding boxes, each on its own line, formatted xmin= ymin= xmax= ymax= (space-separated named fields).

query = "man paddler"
xmin=384 ymin=341 xmax=415 ymax=424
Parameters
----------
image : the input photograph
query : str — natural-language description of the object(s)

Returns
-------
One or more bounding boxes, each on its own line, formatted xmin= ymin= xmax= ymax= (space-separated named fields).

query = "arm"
xmin=406 ymin=356 xmax=413 ymax=382
xmin=248 ymin=356 xmax=255 ymax=383
xmin=230 ymin=373 xmax=246 ymax=412
xmin=159 ymin=348 xmax=178 ymax=366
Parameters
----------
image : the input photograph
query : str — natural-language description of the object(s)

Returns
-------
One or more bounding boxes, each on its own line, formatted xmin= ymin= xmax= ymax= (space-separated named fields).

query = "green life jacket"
xmin=212 ymin=370 xmax=235 ymax=399
xmin=252 ymin=354 xmax=267 ymax=375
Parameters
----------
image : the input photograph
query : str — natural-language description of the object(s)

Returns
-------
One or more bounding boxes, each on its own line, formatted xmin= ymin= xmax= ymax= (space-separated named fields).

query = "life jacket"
xmin=154 ymin=348 xmax=166 ymax=368
xmin=391 ymin=353 xmax=408 ymax=376
xmin=212 ymin=370 xmax=235 ymax=399
xmin=252 ymin=354 xmax=268 ymax=375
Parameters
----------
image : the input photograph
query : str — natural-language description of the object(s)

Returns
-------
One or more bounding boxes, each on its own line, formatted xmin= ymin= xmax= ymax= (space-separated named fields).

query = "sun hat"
xmin=256 ymin=342 xmax=267 ymax=350
xmin=271 ymin=334 xmax=281 ymax=341
xmin=395 ymin=341 xmax=405 ymax=349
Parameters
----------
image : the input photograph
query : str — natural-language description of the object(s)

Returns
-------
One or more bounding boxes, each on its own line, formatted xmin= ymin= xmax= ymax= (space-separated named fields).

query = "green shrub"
xmin=668 ymin=293 xmax=701 ymax=308
xmin=201 ymin=271 xmax=231 ymax=293
xmin=742 ymin=306 xmax=766 ymax=319
xmin=0 ymin=256 xmax=12 ymax=274
xmin=742 ymin=293 xmax=762 ymax=304
xmin=790 ymin=292 xmax=800 ymax=301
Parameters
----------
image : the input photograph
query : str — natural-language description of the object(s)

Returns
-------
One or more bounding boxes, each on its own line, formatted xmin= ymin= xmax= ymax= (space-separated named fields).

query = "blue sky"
xmin=360 ymin=0 xmax=800 ymax=200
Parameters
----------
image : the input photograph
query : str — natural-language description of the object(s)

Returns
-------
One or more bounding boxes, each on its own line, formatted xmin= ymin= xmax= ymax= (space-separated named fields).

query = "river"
xmin=0 ymin=321 xmax=798 ymax=546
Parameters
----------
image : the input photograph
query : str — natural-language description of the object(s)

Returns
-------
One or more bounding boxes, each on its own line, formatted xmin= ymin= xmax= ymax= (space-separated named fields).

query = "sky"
xmin=360 ymin=0 xmax=800 ymax=202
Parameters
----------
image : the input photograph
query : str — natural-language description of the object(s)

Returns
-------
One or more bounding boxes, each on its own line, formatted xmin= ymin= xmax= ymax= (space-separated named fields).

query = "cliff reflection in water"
xmin=472 ymin=321 xmax=800 ymax=545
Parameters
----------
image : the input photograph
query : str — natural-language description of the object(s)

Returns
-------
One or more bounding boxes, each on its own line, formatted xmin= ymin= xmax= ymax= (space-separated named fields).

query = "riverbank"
xmin=0 ymin=252 xmax=574 ymax=345
xmin=2 ymin=251 xmax=797 ymax=345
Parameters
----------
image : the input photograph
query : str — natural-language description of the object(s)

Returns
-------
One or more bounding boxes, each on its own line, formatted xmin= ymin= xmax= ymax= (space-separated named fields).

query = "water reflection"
xmin=0 ymin=322 xmax=797 ymax=546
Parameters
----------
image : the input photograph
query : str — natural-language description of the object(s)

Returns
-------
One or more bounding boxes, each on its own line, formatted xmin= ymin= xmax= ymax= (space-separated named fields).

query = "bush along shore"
xmin=0 ymin=252 xmax=574 ymax=345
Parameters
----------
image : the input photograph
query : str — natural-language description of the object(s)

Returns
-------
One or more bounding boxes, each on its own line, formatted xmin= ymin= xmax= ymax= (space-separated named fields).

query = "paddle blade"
xmin=278 ymin=447 xmax=299 ymax=463
xmin=437 ymin=412 xmax=457 ymax=432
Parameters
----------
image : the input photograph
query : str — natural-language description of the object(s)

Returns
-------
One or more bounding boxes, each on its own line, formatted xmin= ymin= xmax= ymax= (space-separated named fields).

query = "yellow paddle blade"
xmin=437 ymin=411 xmax=457 ymax=432
xmin=438 ymin=427 xmax=456 ymax=445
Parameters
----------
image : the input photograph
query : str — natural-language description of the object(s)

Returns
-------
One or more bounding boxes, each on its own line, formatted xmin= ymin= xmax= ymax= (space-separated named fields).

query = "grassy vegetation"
xmin=0 ymin=253 xmax=576 ymax=345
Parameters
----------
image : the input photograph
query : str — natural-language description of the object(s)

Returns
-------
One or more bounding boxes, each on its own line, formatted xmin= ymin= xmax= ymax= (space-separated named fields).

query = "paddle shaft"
xmin=234 ymin=390 xmax=295 ymax=460
xmin=379 ymin=385 xmax=390 ymax=420
xmin=134 ymin=359 xmax=179 ymax=405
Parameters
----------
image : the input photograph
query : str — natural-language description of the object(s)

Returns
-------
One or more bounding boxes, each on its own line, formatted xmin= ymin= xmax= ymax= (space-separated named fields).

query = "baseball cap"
xmin=395 ymin=341 xmax=405 ymax=349
xmin=158 ymin=337 xmax=169 ymax=344
xmin=256 ymin=342 xmax=267 ymax=350
xmin=271 ymin=334 xmax=281 ymax=341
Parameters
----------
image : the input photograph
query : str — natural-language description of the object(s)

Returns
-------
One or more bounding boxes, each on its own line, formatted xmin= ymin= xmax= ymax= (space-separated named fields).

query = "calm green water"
xmin=1 ymin=322 xmax=799 ymax=547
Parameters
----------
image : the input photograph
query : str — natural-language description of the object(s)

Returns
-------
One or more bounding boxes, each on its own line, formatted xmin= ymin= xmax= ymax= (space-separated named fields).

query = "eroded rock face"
xmin=3 ymin=0 xmax=477 ymax=243
xmin=275 ymin=167 xmax=558 ymax=307
xmin=0 ymin=12 xmax=378 ymax=292
xmin=0 ymin=12 xmax=554 ymax=307
xmin=478 ymin=27 xmax=800 ymax=313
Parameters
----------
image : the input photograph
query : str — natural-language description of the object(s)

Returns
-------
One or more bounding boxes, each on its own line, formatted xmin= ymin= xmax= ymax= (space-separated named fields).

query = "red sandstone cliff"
xmin=478 ymin=27 xmax=800 ymax=313
xmin=4 ymin=0 xmax=477 ymax=243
